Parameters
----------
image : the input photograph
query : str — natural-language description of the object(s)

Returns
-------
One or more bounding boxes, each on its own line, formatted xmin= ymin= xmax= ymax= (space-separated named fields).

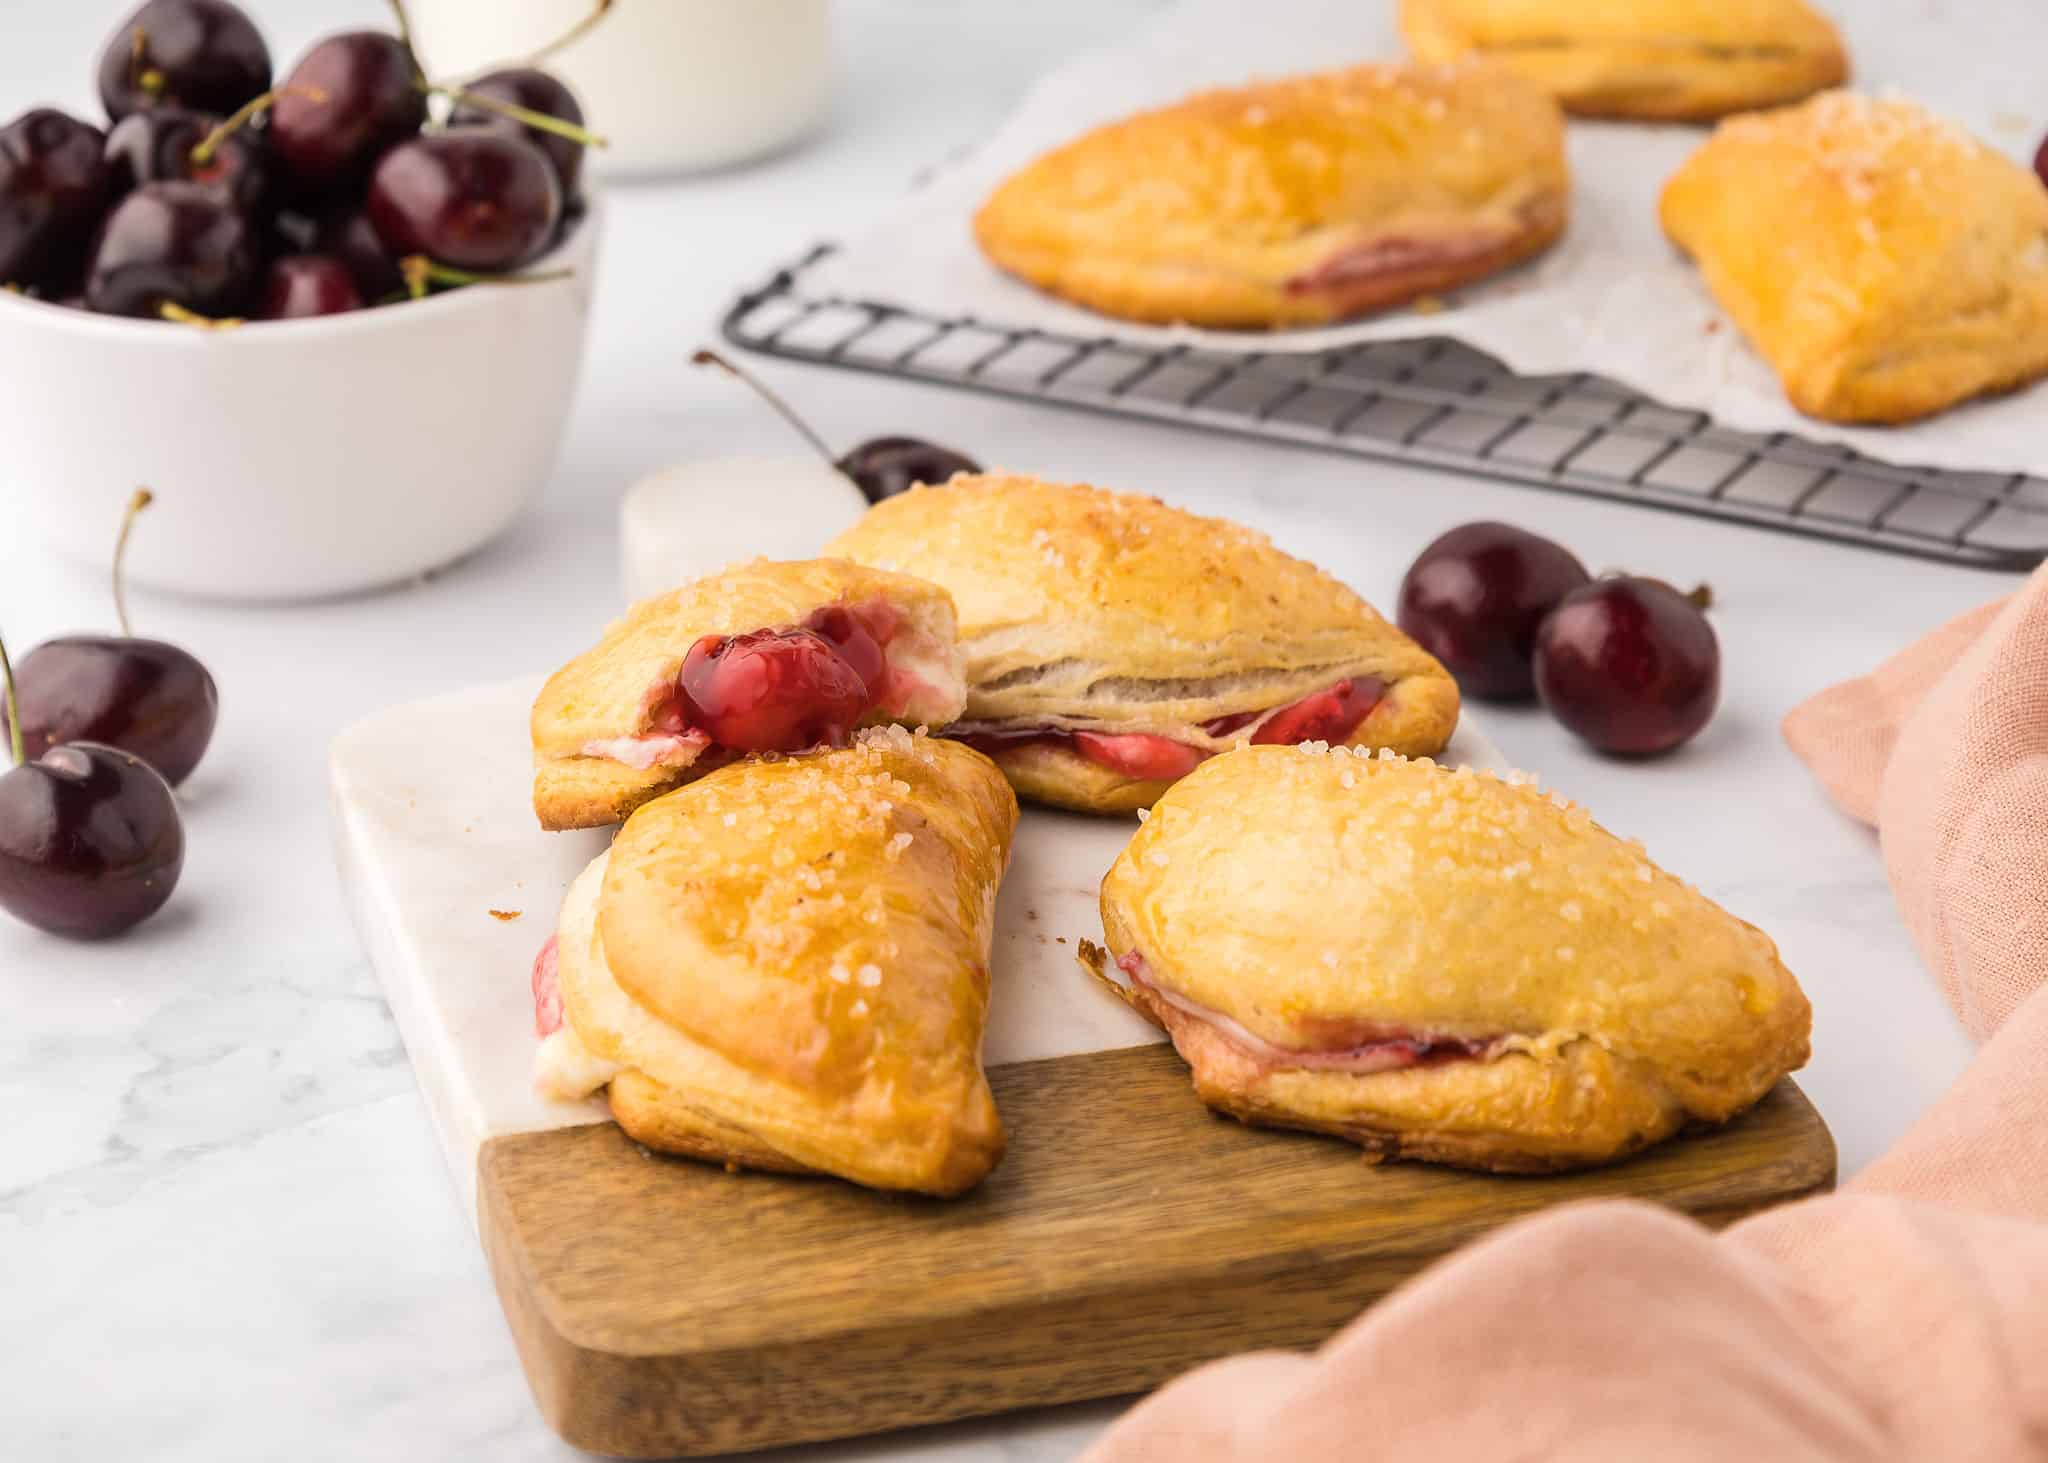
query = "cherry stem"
xmin=131 ymin=29 xmax=166 ymax=99
xmin=113 ymin=489 xmax=153 ymax=639
xmin=424 ymin=82 xmax=609 ymax=149
xmin=691 ymin=348 xmax=839 ymax=469
xmin=1687 ymin=583 xmax=1714 ymax=611
xmin=0 ymin=628 xmax=22 ymax=769
xmin=386 ymin=0 xmax=422 ymax=77
xmin=523 ymin=0 xmax=615 ymax=67
xmin=190 ymin=86 xmax=327 ymax=166
xmin=399 ymin=255 xmax=573 ymax=298
xmin=159 ymin=301 xmax=242 ymax=330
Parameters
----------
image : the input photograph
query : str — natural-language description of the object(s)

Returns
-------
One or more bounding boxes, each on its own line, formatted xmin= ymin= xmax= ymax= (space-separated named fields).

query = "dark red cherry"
xmin=0 ymin=742 xmax=184 ymax=939
xmin=678 ymin=630 xmax=869 ymax=753
xmin=84 ymin=179 xmax=257 ymax=318
xmin=803 ymin=607 xmax=886 ymax=698
xmin=98 ymin=0 xmax=271 ymax=123
xmin=1533 ymin=577 xmax=1720 ymax=757
xmin=367 ymin=132 xmax=563 ymax=272
xmin=258 ymin=253 xmax=362 ymax=319
xmin=838 ymin=437 xmax=983 ymax=503
xmin=448 ymin=68 xmax=588 ymax=200
xmin=1250 ymin=677 xmax=1386 ymax=746
xmin=104 ymin=105 xmax=269 ymax=217
xmin=7 ymin=641 xmax=219 ymax=786
xmin=0 ymin=109 xmax=112 ymax=294
xmin=269 ymin=32 xmax=426 ymax=197
xmin=315 ymin=205 xmax=402 ymax=300
xmin=1 ymin=492 xmax=218 ymax=787
xmin=2035 ymin=132 xmax=2048 ymax=190
xmin=1397 ymin=522 xmax=1592 ymax=701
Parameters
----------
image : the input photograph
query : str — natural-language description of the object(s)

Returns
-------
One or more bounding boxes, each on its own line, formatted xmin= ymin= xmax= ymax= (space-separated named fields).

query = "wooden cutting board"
xmin=333 ymin=680 xmax=1834 ymax=1459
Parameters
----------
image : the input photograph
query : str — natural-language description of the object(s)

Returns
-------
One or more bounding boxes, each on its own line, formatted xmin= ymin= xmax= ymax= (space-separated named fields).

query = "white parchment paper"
xmin=810 ymin=0 xmax=2048 ymax=476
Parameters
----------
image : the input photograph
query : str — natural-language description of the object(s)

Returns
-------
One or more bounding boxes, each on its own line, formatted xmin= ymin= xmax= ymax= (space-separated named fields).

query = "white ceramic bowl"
xmin=408 ymin=0 xmax=833 ymax=177
xmin=0 ymin=200 xmax=601 ymax=602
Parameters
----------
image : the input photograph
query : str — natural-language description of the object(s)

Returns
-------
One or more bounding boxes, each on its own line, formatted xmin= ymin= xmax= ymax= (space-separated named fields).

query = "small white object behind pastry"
xmin=618 ymin=454 xmax=868 ymax=602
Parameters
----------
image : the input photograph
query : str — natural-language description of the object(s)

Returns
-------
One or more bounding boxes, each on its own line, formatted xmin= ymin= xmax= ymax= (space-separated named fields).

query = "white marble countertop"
xmin=0 ymin=3 xmax=2002 ymax=1458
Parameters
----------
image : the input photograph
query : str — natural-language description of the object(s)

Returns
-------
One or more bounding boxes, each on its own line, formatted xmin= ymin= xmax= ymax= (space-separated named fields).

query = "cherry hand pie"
xmin=972 ymin=62 xmax=1568 ymax=329
xmin=1087 ymin=745 xmax=1811 ymax=1172
xmin=531 ymin=729 xmax=1017 ymax=1196
xmin=825 ymin=474 xmax=1459 ymax=815
xmin=530 ymin=558 xmax=966 ymax=831
xmin=1661 ymin=92 xmax=2048 ymax=425
xmin=1400 ymin=0 xmax=1848 ymax=122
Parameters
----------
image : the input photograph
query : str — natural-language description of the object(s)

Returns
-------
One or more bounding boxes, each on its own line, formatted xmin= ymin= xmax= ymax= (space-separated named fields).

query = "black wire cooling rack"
xmin=723 ymin=246 xmax=2048 ymax=572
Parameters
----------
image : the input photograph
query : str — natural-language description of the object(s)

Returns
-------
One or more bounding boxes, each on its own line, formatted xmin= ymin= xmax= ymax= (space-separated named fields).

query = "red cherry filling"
xmin=1116 ymin=951 xmax=1493 ymax=1075
xmin=1069 ymin=731 xmax=1207 ymax=781
xmin=959 ymin=676 xmax=1389 ymax=780
xmin=532 ymin=934 xmax=563 ymax=1038
xmin=678 ymin=629 xmax=870 ymax=754
xmin=803 ymin=605 xmax=888 ymax=699
xmin=1247 ymin=677 xmax=1384 ymax=745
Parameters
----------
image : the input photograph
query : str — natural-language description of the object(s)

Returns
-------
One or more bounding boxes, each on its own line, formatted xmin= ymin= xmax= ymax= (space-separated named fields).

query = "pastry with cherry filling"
xmin=1084 ymin=744 xmax=1811 ymax=1172
xmin=1400 ymin=0 xmax=1848 ymax=122
xmin=826 ymin=474 xmax=1459 ymax=815
xmin=531 ymin=729 xmax=1016 ymax=1196
xmin=971 ymin=61 xmax=1567 ymax=328
xmin=530 ymin=559 xmax=965 ymax=830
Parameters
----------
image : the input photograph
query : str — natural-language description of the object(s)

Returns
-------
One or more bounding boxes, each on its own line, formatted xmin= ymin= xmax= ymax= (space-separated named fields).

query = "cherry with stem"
xmin=4 ymin=490 xmax=220 ymax=786
xmin=691 ymin=348 xmax=983 ymax=503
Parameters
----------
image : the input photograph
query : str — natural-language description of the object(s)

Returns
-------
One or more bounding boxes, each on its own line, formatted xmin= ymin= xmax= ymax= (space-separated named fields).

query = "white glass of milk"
xmin=408 ymin=0 xmax=834 ymax=177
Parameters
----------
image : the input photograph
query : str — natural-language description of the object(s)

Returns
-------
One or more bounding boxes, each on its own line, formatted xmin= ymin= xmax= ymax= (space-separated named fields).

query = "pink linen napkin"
xmin=1083 ymin=567 xmax=2048 ymax=1462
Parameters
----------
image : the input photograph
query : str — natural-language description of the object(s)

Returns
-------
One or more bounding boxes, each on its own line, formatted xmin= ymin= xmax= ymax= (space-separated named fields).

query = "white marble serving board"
xmin=330 ymin=677 xmax=1506 ymax=1223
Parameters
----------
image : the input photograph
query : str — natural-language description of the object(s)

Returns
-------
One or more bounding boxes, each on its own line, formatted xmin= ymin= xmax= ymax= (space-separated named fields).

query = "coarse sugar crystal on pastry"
xmin=530 ymin=731 xmax=1018 ymax=1197
xmin=1399 ymin=0 xmax=1848 ymax=122
xmin=1085 ymin=744 xmax=1811 ymax=1172
xmin=1659 ymin=91 xmax=2048 ymax=425
xmin=825 ymin=473 xmax=1460 ymax=815
xmin=529 ymin=557 xmax=967 ymax=831
xmin=971 ymin=60 xmax=1568 ymax=328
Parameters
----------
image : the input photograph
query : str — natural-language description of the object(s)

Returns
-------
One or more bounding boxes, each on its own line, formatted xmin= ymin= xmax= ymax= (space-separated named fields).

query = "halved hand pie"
xmin=531 ymin=729 xmax=1017 ymax=1196
xmin=1086 ymin=744 xmax=1811 ymax=1172
xmin=1660 ymin=92 xmax=2048 ymax=425
xmin=972 ymin=62 xmax=1568 ymax=329
xmin=825 ymin=474 xmax=1459 ymax=815
xmin=530 ymin=558 xmax=965 ymax=830
xmin=1400 ymin=0 xmax=1848 ymax=121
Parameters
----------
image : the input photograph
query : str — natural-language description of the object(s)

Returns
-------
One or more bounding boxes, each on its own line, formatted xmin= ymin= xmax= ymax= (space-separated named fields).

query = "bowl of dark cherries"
xmin=1397 ymin=521 xmax=1721 ymax=757
xmin=0 ymin=0 xmax=606 ymax=600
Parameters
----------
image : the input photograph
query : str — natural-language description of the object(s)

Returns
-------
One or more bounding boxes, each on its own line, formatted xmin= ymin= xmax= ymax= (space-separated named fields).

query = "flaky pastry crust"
xmin=826 ymin=474 xmax=1459 ymax=813
xmin=555 ymin=731 xmax=1017 ymax=1196
xmin=1094 ymin=745 xmax=1811 ymax=1172
xmin=530 ymin=558 xmax=965 ymax=831
xmin=1659 ymin=92 xmax=2048 ymax=425
xmin=972 ymin=62 xmax=1567 ymax=328
xmin=1400 ymin=0 xmax=1847 ymax=121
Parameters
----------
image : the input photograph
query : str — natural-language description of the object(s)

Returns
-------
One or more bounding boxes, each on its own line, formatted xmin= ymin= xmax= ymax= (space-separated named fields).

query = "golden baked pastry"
xmin=530 ymin=558 xmax=966 ymax=830
xmin=1660 ymin=92 xmax=2048 ymax=425
xmin=972 ymin=62 xmax=1568 ymax=329
xmin=532 ymin=729 xmax=1017 ymax=1196
xmin=825 ymin=474 xmax=1459 ymax=815
xmin=1086 ymin=745 xmax=1810 ymax=1172
xmin=1400 ymin=0 xmax=1848 ymax=121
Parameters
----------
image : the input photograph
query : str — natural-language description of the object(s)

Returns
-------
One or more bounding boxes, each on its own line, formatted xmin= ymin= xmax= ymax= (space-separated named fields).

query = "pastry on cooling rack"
xmin=530 ymin=558 xmax=965 ymax=830
xmin=531 ymin=730 xmax=1016 ymax=1196
xmin=825 ymin=473 xmax=1459 ymax=815
xmin=1399 ymin=0 xmax=1848 ymax=121
xmin=1085 ymin=745 xmax=1811 ymax=1172
xmin=971 ymin=62 xmax=1567 ymax=329
xmin=1661 ymin=92 xmax=2048 ymax=425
